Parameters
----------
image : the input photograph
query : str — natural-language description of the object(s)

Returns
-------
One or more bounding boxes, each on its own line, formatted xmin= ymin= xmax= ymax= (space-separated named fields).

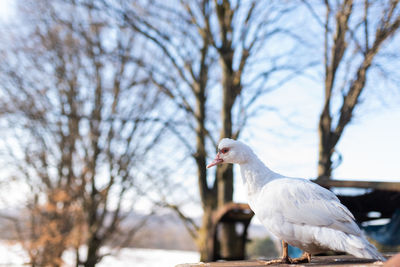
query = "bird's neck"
xmin=239 ymin=153 xmax=282 ymax=196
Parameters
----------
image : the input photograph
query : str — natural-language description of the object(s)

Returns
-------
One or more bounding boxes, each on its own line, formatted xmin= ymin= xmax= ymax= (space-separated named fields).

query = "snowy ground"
xmin=0 ymin=241 xmax=200 ymax=267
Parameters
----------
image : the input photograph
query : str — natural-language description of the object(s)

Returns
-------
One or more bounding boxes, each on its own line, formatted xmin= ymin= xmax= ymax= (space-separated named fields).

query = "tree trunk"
xmin=197 ymin=206 xmax=216 ymax=261
xmin=317 ymin=138 xmax=333 ymax=179
xmin=217 ymin=74 xmax=235 ymax=208
xmin=83 ymin=235 xmax=101 ymax=267
xmin=217 ymin=164 xmax=240 ymax=260
xmin=214 ymin=53 xmax=242 ymax=259
xmin=317 ymin=108 xmax=333 ymax=179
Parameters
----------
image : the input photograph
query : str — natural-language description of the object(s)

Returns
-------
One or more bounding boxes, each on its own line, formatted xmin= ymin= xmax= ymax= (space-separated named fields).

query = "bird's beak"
xmin=206 ymin=152 xmax=223 ymax=168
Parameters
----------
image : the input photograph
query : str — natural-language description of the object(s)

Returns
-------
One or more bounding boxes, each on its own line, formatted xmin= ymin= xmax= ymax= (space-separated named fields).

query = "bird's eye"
xmin=220 ymin=148 xmax=229 ymax=154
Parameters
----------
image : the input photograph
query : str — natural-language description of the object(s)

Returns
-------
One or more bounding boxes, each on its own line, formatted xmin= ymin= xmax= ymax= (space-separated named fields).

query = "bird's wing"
xmin=263 ymin=178 xmax=360 ymax=236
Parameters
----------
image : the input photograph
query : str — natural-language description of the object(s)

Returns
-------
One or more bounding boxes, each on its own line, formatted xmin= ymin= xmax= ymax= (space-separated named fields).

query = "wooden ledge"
xmin=176 ymin=255 xmax=390 ymax=267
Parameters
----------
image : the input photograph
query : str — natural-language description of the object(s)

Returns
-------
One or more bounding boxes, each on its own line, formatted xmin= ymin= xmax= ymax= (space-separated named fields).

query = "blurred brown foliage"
xmin=0 ymin=0 xmax=163 ymax=266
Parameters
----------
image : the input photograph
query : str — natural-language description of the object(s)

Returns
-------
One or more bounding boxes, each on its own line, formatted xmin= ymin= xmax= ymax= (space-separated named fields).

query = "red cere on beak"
xmin=206 ymin=152 xmax=223 ymax=168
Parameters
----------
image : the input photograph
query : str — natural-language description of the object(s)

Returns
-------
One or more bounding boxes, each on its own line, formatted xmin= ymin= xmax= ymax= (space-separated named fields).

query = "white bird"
xmin=207 ymin=138 xmax=385 ymax=263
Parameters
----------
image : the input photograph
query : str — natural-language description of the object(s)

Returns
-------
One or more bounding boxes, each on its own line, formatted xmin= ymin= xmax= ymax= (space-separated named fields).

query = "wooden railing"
xmin=314 ymin=179 xmax=400 ymax=191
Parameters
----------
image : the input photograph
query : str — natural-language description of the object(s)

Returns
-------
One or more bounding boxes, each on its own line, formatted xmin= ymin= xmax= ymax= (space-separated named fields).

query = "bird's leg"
xmin=261 ymin=241 xmax=291 ymax=265
xmin=281 ymin=240 xmax=291 ymax=263
xmin=290 ymin=251 xmax=311 ymax=264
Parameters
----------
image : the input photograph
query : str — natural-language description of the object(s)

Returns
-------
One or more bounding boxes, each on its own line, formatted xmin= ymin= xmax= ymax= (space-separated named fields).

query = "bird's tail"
xmin=344 ymin=234 xmax=385 ymax=261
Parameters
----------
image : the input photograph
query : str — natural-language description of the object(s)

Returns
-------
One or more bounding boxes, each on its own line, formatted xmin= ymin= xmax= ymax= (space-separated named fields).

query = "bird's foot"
xmin=261 ymin=253 xmax=311 ymax=265
xmin=289 ymin=252 xmax=311 ymax=264
xmin=263 ymin=241 xmax=311 ymax=265
xmin=260 ymin=256 xmax=291 ymax=265
xmin=289 ymin=257 xmax=309 ymax=264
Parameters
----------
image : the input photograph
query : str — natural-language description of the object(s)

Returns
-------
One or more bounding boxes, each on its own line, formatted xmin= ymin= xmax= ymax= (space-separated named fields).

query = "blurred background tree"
xmin=306 ymin=0 xmax=400 ymax=179
xmin=0 ymin=0 xmax=165 ymax=266
xmin=102 ymin=0 xmax=311 ymax=260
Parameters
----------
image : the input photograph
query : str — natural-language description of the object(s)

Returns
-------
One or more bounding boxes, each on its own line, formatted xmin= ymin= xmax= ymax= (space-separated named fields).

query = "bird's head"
xmin=206 ymin=138 xmax=251 ymax=168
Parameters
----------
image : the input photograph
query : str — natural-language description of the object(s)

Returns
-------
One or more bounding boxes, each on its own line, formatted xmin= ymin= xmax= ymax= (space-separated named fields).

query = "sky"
xmin=246 ymin=81 xmax=400 ymax=181
xmin=0 ymin=1 xmax=399 ymax=215
xmin=0 ymin=0 xmax=15 ymax=22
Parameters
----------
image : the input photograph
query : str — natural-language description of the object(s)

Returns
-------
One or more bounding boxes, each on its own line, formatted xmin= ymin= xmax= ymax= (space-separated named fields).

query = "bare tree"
xmin=0 ymin=0 xmax=163 ymax=266
xmin=303 ymin=0 xmax=400 ymax=179
xmin=102 ymin=0 xmax=309 ymax=261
